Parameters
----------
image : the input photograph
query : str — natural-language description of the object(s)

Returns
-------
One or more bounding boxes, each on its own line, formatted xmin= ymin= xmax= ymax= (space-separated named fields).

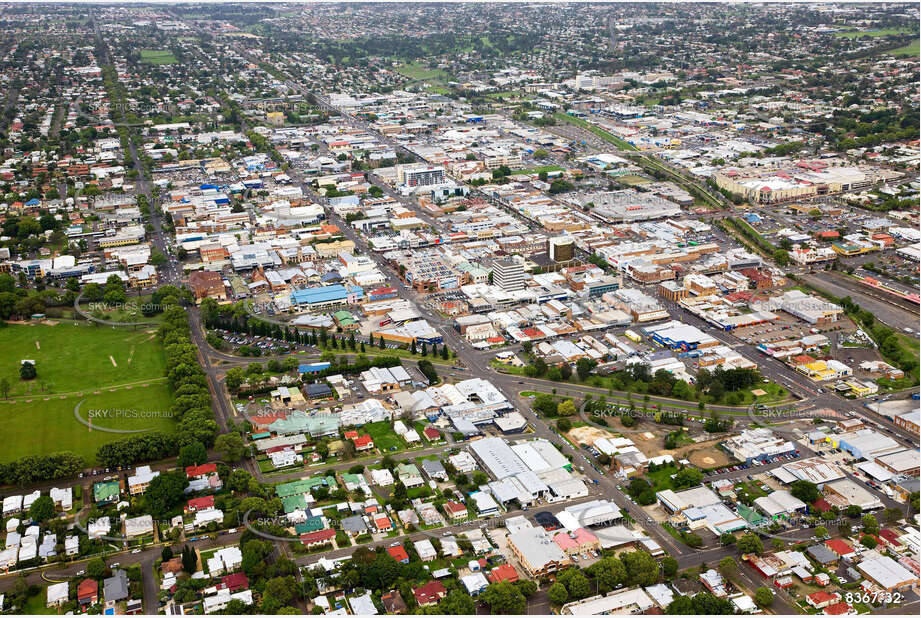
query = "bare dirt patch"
xmin=567 ymin=425 xmax=617 ymax=446
xmin=686 ymin=445 xmax=731 ymax=469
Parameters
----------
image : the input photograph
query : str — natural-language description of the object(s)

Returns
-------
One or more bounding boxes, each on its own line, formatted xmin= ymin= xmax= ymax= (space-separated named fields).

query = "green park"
xmin=0 ymin=322 xmax=176 ymax=463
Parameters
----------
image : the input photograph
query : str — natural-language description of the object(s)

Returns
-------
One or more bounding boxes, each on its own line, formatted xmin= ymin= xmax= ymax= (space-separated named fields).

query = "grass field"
xmin=833 ymin=27 xmax=915 ymax=39
xmin=519 ymin=164 xmax=565 ymax=175
xmin=364 ymin=421 xmax=404 ymax=452
xmin=888 ymin=39 xmax=920 ymax=57
xmin=0 ymin=322 xmax=166 ymax=398
xmin=0 ymin=381 xmax=175 ymax=464
xmin=140 ymin=49 xmax=177 ymax=65
xmin=395 ymin=62 xmax=448 ymax=81
xmin=0 ymin=322 xmax=173 ymax=463
xmin=616 ymin=174 xmax=653 ymax=186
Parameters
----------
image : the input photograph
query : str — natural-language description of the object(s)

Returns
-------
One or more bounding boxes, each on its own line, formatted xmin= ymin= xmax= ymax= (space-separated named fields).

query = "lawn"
xmin=888 ymin=39 xmax=919 ymax=57
xmin=0 ymin=381 xmax=176 ymax=463
xmin=140 ymin=49 xmax=177 ymax=65
xmin=364 ymin=421 xmax=404 ymax=452
xmin=395 ymin=62 xmax=448 ymax=81
xmin=833 ymin=27 xmax=915 ymax=39
xmin=23 ymin=592 xmax=58 ymax=615
xmin=616 ymin=174 xmax=652 ymax=186
xmin=646 ymin=464 xmax=679 ymax=491
xmin=0 ymin=322 xmax=167 ymax=398
xmin=519 ymin=164 xmax=565 ymax=175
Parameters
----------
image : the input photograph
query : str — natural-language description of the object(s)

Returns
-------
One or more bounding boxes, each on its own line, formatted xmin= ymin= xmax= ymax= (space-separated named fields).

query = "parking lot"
xmin=732 ymin=314 xmax=855 ymax=346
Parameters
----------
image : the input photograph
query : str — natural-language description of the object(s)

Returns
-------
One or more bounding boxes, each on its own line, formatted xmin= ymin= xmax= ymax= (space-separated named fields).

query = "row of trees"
xmin=96 ymin=305 xmax=218 ymax=468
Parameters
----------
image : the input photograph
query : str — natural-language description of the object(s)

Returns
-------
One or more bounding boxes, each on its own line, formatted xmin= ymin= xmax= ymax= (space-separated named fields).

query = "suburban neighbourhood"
xmin=0 ymin=2 xmax=918 ymax=616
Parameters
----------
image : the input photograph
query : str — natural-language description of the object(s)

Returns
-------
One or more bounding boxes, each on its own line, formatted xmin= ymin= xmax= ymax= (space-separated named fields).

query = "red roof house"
xmin=387 ymin=546 xmax=409 ymax=564
xmin=879 ymin=529 xmax=902 ymax=547
xmin=301 ymin=528 xmax=336 ymax=548
xmin=186 ymin=463 xmax=218 ymax=478
xmin=186 ymin=495 xmax=215 ymax=512
xmin=221 ymin=572 xmax=249 ymax=592
xmin=488 ymin=563 xmax=520 ymax=584
xmin=78 ymin=579 xmax=99 ymax=606
xmin=823 ymin=601 xmax=854 ymax=615
xmin=806 ymin=591 xmax=840 ymax=609
xmin=353 ymin=435 xmax=374 ymax=451
xmin=413 ymin=581 xmax=447 ymax=607
xmin=423 ymin=427 xmax=441 ymax=441
xmin=825 ymin=539 xmax=855 ymax=558
xmin=443 ymin=501 xmax=468 ymax=520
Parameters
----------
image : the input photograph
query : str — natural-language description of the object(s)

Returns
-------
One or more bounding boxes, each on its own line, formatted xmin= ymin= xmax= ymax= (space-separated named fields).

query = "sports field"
xmin=833 ymin=27 xmax=914 ymax=39
xmin=140 ymin=49 xmax=178 ymax=65
xmin=0 ymin=322 xmax=175 ymax=463
xmin=0 ymin=322 xmax=166 ymax=398
xmin=1 ymin=382 xmax=176 ymax=464
xmin=888 ymin=40 xmax=919 ymax=57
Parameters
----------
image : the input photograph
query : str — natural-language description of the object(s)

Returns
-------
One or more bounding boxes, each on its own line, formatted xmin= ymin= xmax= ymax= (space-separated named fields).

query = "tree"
xmin=737 ymin=533 xmax=763 ymax=555
xmin=814 ymin=526 xmax=828 ymax=538
xmin=437 ymin=590 xmax=476 ymax=614
xmin=588 ymin=556 xmax=627 ymax=592
xmin=862 ymin=513 xmax=879 ymax=534
xmin=86 ymin=557 xmax=107 ymax=579
xmin=177 ymin=441 xmax=207 ymax=467
xmin=557 ymin=417 xmax=572 ymax=433
xmin=672 ymin=467 xmax=703 ymax=489
xmin=215 ymin=432 xmax=246 ymax=462
xmin=145 ymin=471 xmax=187 ymax=518
xmin=28 ymin=495 xmax=55 ymax=522
xmin=0 ymin=376 xmax=9 ymax=399
xmin=225 ymin=367 xmax=246 ymax=392
xmin=181 ymin=545 xmax=196 ymax=573
xmin=481 ymin=581 xmax=526 ymax=614
xmin=621 ymin=550 xmax=659 ymax=586
xmin=718 ymin=556 xmax=738 ymax=578
xmin=547 ymin=582 xmax=569 ymax=606
xmin=576 ymin=357 xmax=596 ymax=381
xmin=20 ymin=361 xmax=36 ymax=380
xmin=754 ymin=587 xmax=774 ymax=608
xmin=773 ymin=249 xmax=790 ymax=267
xmin=559 ymin=362 xmax=572 ymax=381
xmin=790 ymin=480 xmax=820 ymax=504
xmin=556 ymin=399 xmax=577 ymax=417
xmin=262 ymin=576 xmax=296 ymax=613
xmin=662 ymin=556 xmax=679 ymax=577
xmin=860 ymin=535 xmax=878 ymax=549
xmin=845 ymin=505 xmax=862 ymax=518
xmin=512 ymin=580 xmax=536 ymax=599
xmin=720 ymin=533 xmax=737 ymax=546
xmin=161 ymin=546 xmax=173 ymax=562
xmin=883 ymin=507 xmax=904 ymax=523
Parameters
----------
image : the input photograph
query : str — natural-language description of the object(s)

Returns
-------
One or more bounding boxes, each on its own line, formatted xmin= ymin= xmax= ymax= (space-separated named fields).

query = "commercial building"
xmin=492 ymin=259 xmax=525 ymax=292
xmin=549 ymin=236 xmax=575 ymax=262
xmin=723 ymin=429 xmax=797 ymax=464
xmin=754 ymin=490 xmax=808 ymax=519
xmin=560 ymin=588 xmax=655 ymax=615
xmin=857 ymin=556 xmax=918 ymax=592
xmin=506 ymin=527 xmax=572 ymax=578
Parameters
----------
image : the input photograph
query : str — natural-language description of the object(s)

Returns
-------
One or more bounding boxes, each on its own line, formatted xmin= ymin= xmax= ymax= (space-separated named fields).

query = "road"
xmin=0 ymin=531 xmax=243 ymax=614
xmin=800 ymin=272 xmax=919 ymax=333
xmin=20 ymin=17 xmax=916 ymax=612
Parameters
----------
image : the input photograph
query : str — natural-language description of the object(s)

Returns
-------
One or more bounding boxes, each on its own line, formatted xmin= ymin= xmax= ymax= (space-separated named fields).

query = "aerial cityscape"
xmin=0 ymin=2 xmax=918 ymax=616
